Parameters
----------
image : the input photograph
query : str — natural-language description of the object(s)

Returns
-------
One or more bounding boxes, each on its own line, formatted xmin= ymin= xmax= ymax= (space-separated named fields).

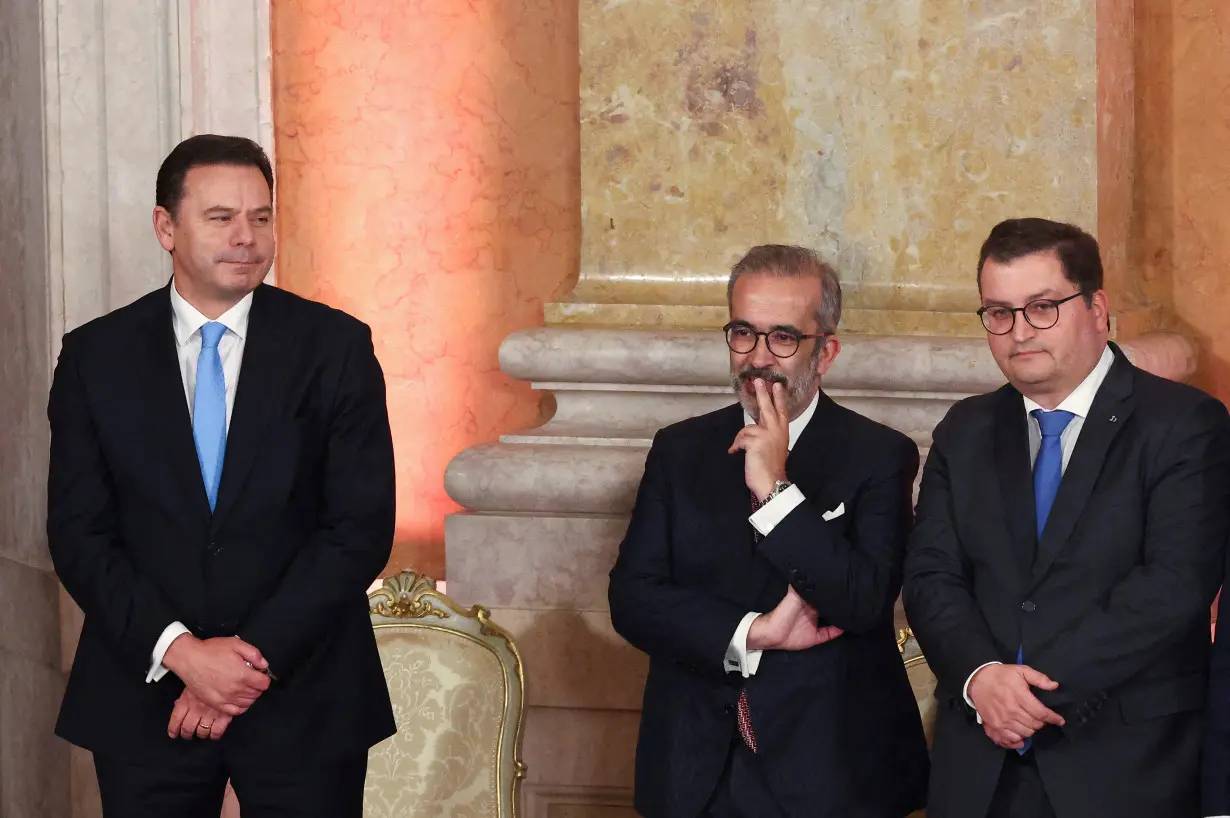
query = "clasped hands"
xmin=162 ymin=634 xmax=273 ymax=741
xmin=967 ymin=663 xmax=1066 ymax=750
xmin=732 ymin=377 xmax=845 ymax=652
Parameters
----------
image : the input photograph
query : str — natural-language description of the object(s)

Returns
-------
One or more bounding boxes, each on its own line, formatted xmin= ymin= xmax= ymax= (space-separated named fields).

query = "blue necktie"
xmin=1032 ymin=409 xmax=1076 ymax=538
xmin=193 ymin=322 xmax=228 ymax=511
xmin=1017 ymin=408 xmax=1075 ymax=753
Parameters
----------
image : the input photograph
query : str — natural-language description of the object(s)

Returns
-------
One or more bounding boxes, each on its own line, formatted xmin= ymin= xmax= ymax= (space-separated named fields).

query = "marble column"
xmin=270 ymin=0 xmax=579 ymax=579
xmin=0 ymin=1 xmax=272 ymax=815
xmin=442 ymin=1 xmax=1195 ymax=814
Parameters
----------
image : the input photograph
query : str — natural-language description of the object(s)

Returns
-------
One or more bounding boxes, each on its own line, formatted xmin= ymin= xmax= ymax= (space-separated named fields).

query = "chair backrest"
xmin=364 ymin=571 xmax=527 ymax=818
xmin=897 ymin=626 xmax=937 ymax=749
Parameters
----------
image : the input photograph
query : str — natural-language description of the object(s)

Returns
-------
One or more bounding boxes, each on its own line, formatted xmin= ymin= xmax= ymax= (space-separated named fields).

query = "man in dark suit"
xmin=903 ymin=218 xmax=1230 ymax=818
xmin=608 ymin=245 xmax=929 ymax=818
xmin=47 ymin=135 xmax=396 ymax=817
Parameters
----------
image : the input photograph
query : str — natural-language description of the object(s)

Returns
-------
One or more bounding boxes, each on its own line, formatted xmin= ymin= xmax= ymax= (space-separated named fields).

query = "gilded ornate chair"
xmin=897 ymin=625 xmax=938 ymax=749
xmin=899 ymin=625 xmax=936 ymax=818
xmin=364 ymin=571 xmax=527 ymax=818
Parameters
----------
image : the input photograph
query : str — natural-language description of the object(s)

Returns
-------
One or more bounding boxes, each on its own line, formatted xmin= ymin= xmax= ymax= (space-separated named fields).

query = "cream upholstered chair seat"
xmin=364 ymin=571 xmax=526 ymax=818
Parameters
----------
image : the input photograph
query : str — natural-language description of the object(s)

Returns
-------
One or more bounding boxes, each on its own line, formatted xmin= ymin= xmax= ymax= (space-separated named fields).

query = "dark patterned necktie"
xmin=737 ymin=491 xmax=763 ymax=752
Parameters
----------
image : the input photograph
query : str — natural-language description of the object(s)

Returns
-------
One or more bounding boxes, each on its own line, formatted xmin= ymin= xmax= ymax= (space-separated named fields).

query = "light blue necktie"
xmin=1017 ymin=408 xmax=1075 ymax=753
xmin=193 ymin=322 xmax=228 ymax=511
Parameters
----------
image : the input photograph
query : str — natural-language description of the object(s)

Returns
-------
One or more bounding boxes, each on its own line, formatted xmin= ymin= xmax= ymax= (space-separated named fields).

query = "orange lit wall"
xmin=1135 ymin=0 xmax=1230 ymax=402
xmin=270 ymin=1 xmax=579 ymax=577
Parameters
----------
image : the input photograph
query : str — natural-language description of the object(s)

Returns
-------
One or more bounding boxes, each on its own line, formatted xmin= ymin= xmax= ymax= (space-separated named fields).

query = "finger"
xmin=1019 ymin=665 xmax=1059 ymax=690
xmin=167 ymin=697 xmax=190 ymax=738
xmin=232 ymin=668 xmax=271 ymax=695
xmin=1019 ymin=692 xmax=1066 ymax=726
xmin=753 ymin=379 xmax=775 ymax=425
xmin=815 ymin=625 xmax=843 ymax=644
xmin=995 ymin=728 xmax=1024 ymax=745
xmin=728 ymin=427 xmax=754 ymax=454
xmin=221 ymin=703 xmax=244 ymax=717
xmin=1005 ymin=713 xmax=1044 ymax=735
xmin=210 ymin=716 xmax=232 ymax=741
xmin=179 ymin=713 xmax=201 ymax=740
xmin=232 ymin=640 xmax=268 ymax=670
xmin=994 ymin=733 xmax=1025 ymax=751
xmin=771 ymin=381 xmax=789 ymax=423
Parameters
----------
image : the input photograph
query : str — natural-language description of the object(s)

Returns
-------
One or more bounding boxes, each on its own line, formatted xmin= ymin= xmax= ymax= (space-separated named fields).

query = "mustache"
xmin=737 ymin=366 xmax=788 ymax=386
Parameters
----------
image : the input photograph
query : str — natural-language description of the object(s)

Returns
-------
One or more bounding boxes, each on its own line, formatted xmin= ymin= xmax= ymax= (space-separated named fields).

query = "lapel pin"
xmin=1109 ymin=415 xmax=1117 ymax=423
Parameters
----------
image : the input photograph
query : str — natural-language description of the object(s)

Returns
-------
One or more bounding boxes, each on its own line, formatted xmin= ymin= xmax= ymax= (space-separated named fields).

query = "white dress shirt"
xmin=145 ymin=281 xmax=253 ymax=683
xmin=963 ymin=345 xmax=1115 ymax=716
xmin=723 ymin=391 xmax=819 ymax=678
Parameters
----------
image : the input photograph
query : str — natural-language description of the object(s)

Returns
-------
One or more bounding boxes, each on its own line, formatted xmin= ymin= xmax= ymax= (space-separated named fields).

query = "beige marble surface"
xmin=570 ymin=0 xmax=1097 ymax=319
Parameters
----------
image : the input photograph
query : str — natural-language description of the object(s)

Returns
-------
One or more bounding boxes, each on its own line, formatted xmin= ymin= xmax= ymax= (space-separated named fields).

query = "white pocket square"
xmin=822 ymin=502 xmax=845 ymax=521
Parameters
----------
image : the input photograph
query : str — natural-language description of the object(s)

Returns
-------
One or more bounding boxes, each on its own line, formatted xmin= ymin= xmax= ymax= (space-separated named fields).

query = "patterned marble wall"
xmin=271 ymin=0 xmax=580 ymax=578
xmin=558 ymin=0 xmax=1098 ymax=335
xmin=0 ymin=0 xmax=67 ymax=812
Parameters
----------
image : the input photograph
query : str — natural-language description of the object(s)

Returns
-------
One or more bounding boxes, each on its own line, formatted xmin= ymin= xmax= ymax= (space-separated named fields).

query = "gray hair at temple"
xmin=726 ymin=244 xmax=843 ymax=336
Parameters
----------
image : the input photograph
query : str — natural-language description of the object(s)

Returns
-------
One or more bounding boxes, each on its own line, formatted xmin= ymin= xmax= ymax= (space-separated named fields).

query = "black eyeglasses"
xmin=722 ymin=322 xmax=827 ymax=358
xmin=976 ymin=292 xmax=1084 ymax=335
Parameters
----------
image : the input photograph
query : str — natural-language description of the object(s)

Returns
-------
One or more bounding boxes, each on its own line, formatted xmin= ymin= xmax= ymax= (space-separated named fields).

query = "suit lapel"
xmin=992 ymin=386 xmax=1037 ymax=576
xmin=1029 ymin=351 xmax=1134 ymax=587
xmin=137 ymin=286 xmax=212 ymax=523
xmin=211 ymin=285 xmax=294 ymax=528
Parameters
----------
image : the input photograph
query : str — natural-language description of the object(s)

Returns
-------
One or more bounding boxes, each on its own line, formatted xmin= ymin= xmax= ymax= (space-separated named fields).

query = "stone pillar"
xmin=442 ymin=2 xmax=1192 ymax=814
xmin=270 ymin=0 xmax=579 ymax=579
xmin=0 ymin=2 xmax=272 ymax=815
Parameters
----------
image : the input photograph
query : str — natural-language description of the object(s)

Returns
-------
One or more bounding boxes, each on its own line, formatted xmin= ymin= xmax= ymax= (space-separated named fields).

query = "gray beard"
xmin=730 ymin=365 xmax=819 ymax=421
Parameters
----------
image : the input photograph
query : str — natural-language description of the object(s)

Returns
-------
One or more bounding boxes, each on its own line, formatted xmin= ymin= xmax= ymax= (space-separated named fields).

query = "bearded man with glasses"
xmin=904 ymin=218 xmax=1230 ymax=818
xmin=609 ymin=244 xmax=929 ymax=818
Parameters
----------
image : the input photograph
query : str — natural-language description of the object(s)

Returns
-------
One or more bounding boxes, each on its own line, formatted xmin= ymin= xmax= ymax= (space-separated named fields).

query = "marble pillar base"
xmin=444 ymin=326 xmax=1196 ymax=814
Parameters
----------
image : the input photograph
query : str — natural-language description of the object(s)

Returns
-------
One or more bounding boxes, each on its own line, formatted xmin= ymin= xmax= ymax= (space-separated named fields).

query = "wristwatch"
xmin=763 ymin=480 xmax=793 ymax=503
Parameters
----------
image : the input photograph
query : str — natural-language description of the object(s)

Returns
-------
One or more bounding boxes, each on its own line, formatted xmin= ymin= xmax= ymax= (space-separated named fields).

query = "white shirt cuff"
xmin=146 ymin=621 xmax=191 ymax=683
xmin=724 ymin=612 xmax=764 ymax=678
xmin=964 ymin=661 xmax=1002 ymax=725
xmin=749 ymin=484 xmax=805 ymax=537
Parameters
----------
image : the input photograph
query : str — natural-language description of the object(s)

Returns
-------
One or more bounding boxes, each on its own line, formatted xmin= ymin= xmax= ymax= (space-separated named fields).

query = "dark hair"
xmin=726 ymin=244 xmax=843 ymax=334
xmin=977 ymin=218 xmax=1102 ymax=303
xmin=156 ymin=134 xmax=274 ymax=219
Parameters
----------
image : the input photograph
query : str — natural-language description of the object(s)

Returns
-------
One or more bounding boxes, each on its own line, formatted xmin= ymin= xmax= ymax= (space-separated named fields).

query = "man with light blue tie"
xmin=903 ymin=218 xmax=1230 ymax=818
xmin=47 ymin=134 xmax=397 ymax=817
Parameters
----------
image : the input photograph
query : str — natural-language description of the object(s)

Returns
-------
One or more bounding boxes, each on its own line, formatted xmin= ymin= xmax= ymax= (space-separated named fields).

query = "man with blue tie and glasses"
xmin=46 ymin=135 xmax=396 ymax=817
xmin=903 ymin=218 xmax=1230 ymax=818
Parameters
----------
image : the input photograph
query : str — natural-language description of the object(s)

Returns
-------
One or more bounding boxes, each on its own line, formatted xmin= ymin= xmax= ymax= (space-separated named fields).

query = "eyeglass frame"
xmin=721 ymin=321 xmax=829 ymax=359
xmin=975 ymin=291 xmax=1085 ymax=336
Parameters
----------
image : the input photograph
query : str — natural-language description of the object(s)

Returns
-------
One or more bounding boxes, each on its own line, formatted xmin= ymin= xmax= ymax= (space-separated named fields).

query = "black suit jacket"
xmin=47 ymin=283 xmax=397 ymax=763
xmin=1203 ymin=540 xmax=1230 ymax=814
xmin=904 ymin=345 xmax=1230 ymax=818
xmin=608 ymin=393 xmax=929 ymax=818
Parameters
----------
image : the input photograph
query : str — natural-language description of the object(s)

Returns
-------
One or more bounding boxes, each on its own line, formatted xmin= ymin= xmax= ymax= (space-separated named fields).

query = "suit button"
xmin=1020 ymin=600 xmax=1037 ymax=613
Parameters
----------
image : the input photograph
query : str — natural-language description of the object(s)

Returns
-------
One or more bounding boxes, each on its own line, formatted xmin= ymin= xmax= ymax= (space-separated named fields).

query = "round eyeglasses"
xmin=722 ymin=322 xmax=827 ymax=358
xmin=976 ymin=292 xmax=1084 ymax=335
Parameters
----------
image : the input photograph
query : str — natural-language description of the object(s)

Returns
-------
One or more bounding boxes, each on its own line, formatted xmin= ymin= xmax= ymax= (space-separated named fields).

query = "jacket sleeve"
xmin=902 ymin=411 xmax=1006 ymax=694
xmin=237 ymin=324 xmax=396 ymax=679
xmin=47 ymin=333 xmax=184 ymax=673
xmin=1036 ymin=397 xmax=1230 ymax=705
xmin=757 ymin=434 xmax=919 ymax=632
xmin=608 ymin=432 xmax=750 ymax=672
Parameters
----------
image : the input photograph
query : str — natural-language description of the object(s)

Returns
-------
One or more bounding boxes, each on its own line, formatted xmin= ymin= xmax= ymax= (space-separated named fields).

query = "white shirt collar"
xmin=170 ymin=278 xmax=254 ymax=346
xmin=1021 ymin=345 xmax=1115 ymax=420
xmin=742 ymin=389 xmax=820 ymax=451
